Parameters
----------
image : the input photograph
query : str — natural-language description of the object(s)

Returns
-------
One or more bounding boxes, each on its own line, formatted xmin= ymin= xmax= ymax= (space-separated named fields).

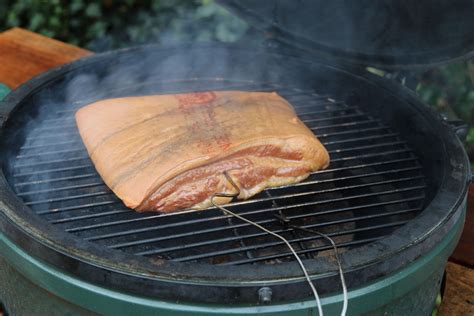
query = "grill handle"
xmin=444 ymin=117 xmax=473 ymax=183
xmin=429 ymin=103 xmax=473 ymax=182
xmin=440 ymin=107 xmax=473 ymax=183
xmin=441 ymin=113 xmax=469 ymax=142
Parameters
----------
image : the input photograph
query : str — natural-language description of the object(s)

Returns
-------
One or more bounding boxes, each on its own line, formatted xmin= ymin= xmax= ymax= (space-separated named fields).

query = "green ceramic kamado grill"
xmin=1 ymin=1 xmax=473 ymax=315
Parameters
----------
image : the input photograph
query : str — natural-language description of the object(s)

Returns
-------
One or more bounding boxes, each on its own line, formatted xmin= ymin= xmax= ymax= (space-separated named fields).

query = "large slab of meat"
xmin=75 ymin=91 xmax=330 ymax=213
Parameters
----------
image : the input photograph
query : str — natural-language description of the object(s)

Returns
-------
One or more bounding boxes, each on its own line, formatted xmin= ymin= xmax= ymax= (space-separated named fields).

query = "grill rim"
xmin=0 ymin=44 xmax=469 ymax=304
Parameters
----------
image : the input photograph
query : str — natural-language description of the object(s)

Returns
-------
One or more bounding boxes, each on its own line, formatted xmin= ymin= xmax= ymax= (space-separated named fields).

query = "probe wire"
xmin=211 ymin=171 xmax=324 ymax=316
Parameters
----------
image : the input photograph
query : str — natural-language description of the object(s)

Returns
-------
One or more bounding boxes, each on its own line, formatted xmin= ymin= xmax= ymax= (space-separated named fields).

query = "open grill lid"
xmin=219 ymin=0 xmax=474 ymax=69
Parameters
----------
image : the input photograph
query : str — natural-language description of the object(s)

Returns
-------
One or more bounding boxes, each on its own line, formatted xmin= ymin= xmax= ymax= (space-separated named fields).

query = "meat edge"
xmin=134 ymin=136 xmax=329 ymax=213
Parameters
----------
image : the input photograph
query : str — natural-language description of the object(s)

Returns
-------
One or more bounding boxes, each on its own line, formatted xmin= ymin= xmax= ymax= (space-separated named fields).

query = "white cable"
xmin=212 ymin=171 xmax=349 ymax=315
xmin=211 ymin=172 xmax=324 ymax=316
xmin=294 ymin=226 xmax=347 ymax=316
xmin=211 ymin=201 xmax=324 ymax=316
xmin=323 ymin=233 xmax=348 ymax=316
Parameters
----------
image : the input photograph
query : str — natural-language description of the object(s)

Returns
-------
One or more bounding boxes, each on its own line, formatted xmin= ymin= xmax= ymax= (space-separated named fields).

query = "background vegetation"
xmin=417 ymin=62 xmax=474 ymax=160
xmin=1 ymin=0 xmax=472 ymax=160
xmin=0 ymin=0 xmax=248 ymax=50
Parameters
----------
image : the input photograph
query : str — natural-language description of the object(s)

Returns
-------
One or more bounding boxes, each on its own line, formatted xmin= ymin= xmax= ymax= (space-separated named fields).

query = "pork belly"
xmin=75 ymin=91 xmax=329 ymax=213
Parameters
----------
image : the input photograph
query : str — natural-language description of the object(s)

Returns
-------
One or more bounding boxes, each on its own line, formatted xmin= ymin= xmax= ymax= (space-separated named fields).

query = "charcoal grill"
xmin=0 ymin=44 xmax=470 ymax=315
xmin=1 ymin=1 xmax=473 ymax=315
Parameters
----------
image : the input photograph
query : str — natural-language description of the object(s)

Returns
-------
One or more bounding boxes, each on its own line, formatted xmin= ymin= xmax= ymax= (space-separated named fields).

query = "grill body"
xmin=0 ymin=45 xmax=469 ymax=313
xmin=0 ymin=214 xmax=464 ymax=315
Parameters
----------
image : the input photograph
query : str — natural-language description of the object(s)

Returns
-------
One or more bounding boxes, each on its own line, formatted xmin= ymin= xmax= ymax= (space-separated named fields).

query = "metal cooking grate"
xmin=10 ymin=80 xmax=426 ymax=265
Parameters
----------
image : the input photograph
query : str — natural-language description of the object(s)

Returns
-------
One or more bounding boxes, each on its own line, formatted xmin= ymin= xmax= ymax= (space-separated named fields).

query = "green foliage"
xmin=0 ymin=0 xmax=248 ymax=51
xmin=417 ymin=61 xmax=474 ymax=161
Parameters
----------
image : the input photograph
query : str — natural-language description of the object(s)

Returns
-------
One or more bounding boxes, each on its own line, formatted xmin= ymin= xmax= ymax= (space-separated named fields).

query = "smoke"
xmin=88 ymin=0 xmax=250 ymax=52
xmin=4 ymin=2 xmax=294 ymax=222
xmin=3 ymin=0 xmax=378 ymax=216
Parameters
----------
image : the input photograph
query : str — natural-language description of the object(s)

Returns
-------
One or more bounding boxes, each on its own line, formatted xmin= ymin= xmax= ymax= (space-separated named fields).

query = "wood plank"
xmin=450 ymin=184 xmax=474 ymax=267
xmin=0 ymin=28 xmax=91 ymax=315
xmin=0 ymin=28 xmax=91 ymax=88
xmin=438 ymin=262 xmax=474 ymax=316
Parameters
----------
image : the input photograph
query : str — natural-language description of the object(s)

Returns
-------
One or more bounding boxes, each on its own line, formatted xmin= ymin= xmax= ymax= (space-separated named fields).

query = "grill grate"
xmin=9 ymin=81 xmax=426 ymax=265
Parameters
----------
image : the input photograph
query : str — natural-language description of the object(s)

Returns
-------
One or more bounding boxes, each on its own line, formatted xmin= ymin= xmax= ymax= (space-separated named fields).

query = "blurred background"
xmin=0 ymin=0 xmax=472 ymax=163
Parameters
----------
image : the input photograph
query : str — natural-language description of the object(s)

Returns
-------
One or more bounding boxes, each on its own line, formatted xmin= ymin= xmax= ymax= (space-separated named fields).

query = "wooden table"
xmin=0 ymin=27 xmax=91 ymax=88
xmin=0 ymin=27 xmax=473 ymax=314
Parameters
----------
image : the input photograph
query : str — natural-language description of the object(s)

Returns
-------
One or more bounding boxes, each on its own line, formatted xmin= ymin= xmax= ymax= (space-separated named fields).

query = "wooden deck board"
xmin=439 ymin=262 xmax=474 ymax=315
xmin=450 ymin=185 xmax=474 ymax=267
xmin=0 ymin=27 xmax=91 ymax=88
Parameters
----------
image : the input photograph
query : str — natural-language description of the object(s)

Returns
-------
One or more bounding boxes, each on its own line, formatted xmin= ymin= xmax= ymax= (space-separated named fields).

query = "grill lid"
xmin=219 ymin=0 xmax=474 ymax=69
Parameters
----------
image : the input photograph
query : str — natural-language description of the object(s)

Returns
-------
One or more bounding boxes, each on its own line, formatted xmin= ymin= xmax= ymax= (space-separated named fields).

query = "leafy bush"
xmin=0 ymin=0 xmax=248 ymax=51
xmin=417 ymin=61 xmax=474 ymax=160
